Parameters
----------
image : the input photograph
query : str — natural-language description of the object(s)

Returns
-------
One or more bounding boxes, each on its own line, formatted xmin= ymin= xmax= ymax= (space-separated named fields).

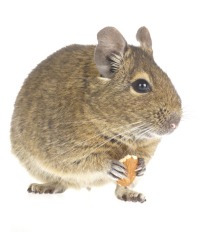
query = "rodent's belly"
xmin=24 ymin=155 xmax=110 ymax=188
xmin=62 ymin=172 xmax=110 ymax=188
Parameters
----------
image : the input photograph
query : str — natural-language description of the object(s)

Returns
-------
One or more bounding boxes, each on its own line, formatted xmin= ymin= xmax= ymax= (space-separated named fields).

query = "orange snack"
xmin=117 ymin=155 xmax=138 ymax=187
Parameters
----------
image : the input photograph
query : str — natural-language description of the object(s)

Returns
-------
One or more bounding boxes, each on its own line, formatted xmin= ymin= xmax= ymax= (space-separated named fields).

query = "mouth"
xmin=120 ymin=113 xmax=181 ymax=141
xmin=148 ymin=123 xmax=180 ymax=138
xmin=134 ymin=122 xmax=179 ymax=140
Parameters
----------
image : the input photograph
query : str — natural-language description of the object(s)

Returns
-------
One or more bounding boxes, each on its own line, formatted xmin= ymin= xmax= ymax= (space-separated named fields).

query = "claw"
xmin=108 ymin=160 xmax=127 ymax=180
xmin=136 ymin=157 xmax=146 ymax=176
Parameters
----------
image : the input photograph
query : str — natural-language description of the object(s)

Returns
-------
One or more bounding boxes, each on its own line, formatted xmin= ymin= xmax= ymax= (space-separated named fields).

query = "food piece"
xmin=117 ymin=155 xmax=138 ymax=187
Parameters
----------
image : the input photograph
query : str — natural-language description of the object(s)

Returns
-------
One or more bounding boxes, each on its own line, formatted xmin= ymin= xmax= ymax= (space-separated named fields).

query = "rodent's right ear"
xmin=136 ymin=27 xmax=153 ymax=55
xmin=94 ymin=27 xmax=127 ymax=78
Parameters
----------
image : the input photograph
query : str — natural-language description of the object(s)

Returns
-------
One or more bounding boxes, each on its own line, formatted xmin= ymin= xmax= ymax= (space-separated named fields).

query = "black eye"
xmin=131 ymin=79 xmax=152 ymax=93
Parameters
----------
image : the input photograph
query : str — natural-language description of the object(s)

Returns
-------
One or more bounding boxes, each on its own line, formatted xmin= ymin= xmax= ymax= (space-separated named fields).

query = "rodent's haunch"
xmin=10 ymin=26 xmax=182 ymax=202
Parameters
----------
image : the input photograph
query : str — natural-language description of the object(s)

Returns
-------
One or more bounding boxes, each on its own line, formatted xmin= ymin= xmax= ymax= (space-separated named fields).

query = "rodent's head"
xmin=92 ymin=26 xmax=182 ymax=140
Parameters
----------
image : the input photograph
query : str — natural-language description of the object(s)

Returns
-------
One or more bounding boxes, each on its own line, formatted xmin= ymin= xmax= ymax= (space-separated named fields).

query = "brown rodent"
xmin=10 ymin=26 xmax=182 ymax=203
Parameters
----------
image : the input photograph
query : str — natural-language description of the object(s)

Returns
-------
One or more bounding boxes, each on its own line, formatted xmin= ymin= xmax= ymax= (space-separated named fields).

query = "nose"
xmin=170 ymin=123 xmax=176 ymax=129
xmin=167 ymin=113 xmax=181 ymax=132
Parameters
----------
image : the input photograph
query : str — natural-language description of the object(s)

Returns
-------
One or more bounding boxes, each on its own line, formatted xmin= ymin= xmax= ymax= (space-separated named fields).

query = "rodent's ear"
xmin=136 ymin=27 xmax=153 ymax=55
xmin=94 ymin=27 xmax=127 ymax=78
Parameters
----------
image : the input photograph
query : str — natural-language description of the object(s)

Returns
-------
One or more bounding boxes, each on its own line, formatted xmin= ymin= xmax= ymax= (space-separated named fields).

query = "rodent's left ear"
xmin=136 ymin=27 xmax=153 ymax=56
xmin=94 ymin=27 xmax=127 ymax=78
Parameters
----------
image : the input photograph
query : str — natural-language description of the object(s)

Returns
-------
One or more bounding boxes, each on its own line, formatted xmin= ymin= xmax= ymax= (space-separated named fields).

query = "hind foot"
xmin=27 ymin=182 xmax=66 ymax=194
xmin=115 ymin=185 xmax=146 ymax=203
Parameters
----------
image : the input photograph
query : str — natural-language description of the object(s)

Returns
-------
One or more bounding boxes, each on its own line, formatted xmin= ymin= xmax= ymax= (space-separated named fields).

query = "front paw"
xmin=108 ymin=160 xmax=127 ymax=180
xmin=136 ymin=158 xmax=146 ymax=176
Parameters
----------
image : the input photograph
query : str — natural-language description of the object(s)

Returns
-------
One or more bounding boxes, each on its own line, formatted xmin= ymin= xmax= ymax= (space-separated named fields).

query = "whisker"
xmin=51 ymin=121 xmax=143 ymax=162
xmin=85 ymin=122 xmax=146 ymax=155
xmin=54 ymin=121 xmax=144 ymax=163
xmin=135 ymin=124 xmax=154 ymax=141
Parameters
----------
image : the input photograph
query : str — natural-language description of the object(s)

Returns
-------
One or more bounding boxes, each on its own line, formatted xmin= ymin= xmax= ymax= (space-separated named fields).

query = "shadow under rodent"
xmin=10 ymin=26 xmax=182 ymax=202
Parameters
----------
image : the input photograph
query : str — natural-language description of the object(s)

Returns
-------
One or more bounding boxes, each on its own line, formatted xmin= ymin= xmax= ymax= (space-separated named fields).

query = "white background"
xmin=1 ymin=0 xmax=200 ymax=231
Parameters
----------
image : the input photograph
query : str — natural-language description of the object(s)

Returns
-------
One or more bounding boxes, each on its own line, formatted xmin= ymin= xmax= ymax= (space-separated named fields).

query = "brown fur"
xmin=10 ymin=27 xmax=182 ymax=202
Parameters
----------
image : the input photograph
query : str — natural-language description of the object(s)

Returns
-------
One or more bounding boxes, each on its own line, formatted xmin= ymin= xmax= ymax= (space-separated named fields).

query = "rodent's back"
xmin=31 ymin=44 xmax=98 ymax=79
xmin=11 ymin=45 xmax=99 ymax=162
